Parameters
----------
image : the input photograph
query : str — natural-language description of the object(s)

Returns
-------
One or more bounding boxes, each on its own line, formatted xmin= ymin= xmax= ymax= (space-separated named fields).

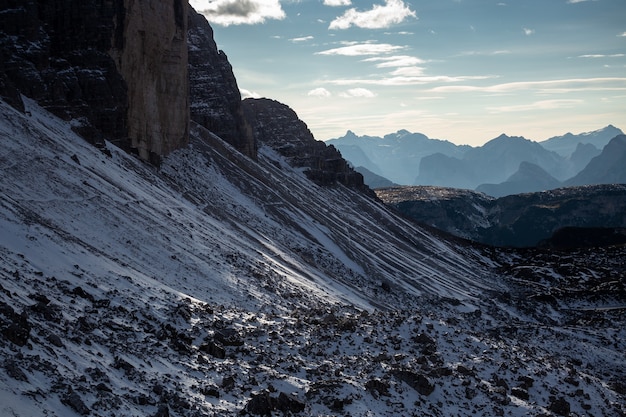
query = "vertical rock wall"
xmin=187 ymin=9 xmax=255 ymax=160
xmin=110 ymin=0 xmax=190 ymax=163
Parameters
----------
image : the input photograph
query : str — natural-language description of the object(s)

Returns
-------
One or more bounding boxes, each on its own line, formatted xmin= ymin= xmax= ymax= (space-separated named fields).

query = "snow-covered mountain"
xmin=1 ymin=95 xmax=625 ymax=416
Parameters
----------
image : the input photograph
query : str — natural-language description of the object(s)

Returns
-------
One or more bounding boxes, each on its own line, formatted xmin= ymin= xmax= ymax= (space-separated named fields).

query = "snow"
xmin=0 ymin=97 xmax=624 ymax=416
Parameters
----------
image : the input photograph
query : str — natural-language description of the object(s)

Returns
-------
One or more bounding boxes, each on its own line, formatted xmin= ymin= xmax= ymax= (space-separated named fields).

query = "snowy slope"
xmin=0 ymin=98 xmax=624 ymax=416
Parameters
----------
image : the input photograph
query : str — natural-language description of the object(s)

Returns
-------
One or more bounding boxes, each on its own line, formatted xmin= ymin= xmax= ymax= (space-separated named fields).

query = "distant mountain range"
xmin=328 ymin=125 xmax=625 ymax=196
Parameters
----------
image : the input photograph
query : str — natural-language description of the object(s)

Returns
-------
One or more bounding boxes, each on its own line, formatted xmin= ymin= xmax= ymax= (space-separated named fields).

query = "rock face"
xmin=0 ymin=0 xmax=128 ymax=149
xmin=242 ymin=98 xmax=369 ymax=191
xmin=0 ymin=0 xmax=190 ymax=163
xmin=110 ymin=0 xmax=190 ymax=163
xmin=187 ymin=9 xmax=255 ymax=159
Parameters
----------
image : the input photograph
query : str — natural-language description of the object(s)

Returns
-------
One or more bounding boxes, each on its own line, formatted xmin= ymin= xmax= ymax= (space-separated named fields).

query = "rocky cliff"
xmin=187 ymin=9 xmax=255 ymax=159
xmin=0 ymin=0 xmax=190 ymax=163
xmin=242 ymin=98 xmax=369 ymax=191
xmin=109 ymin=0 xmax=190 ymax=163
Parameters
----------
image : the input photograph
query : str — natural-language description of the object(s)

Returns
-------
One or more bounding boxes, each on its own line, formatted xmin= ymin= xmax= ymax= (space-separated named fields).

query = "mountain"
xmin=477 ymin=161 xmax=562 ymax=198
xmin=354 ymin=166 xmax=397 ymax=189
xmin=327 ymin=129 xmax=468 ymax=186
xmin=540 ymin=125 xmax=624 ymax=157
xmin=565 ymin=134 xmax=626 ymax=186
xmin=2 ymin=92 xmax=626 ymax=417
xmin=379 ymin=184 xmax=626 ymax=248
xmin=416 ymin=134 xmax=568 ymax=189
xmin=1 ymin=3 xmax=626 ymax=417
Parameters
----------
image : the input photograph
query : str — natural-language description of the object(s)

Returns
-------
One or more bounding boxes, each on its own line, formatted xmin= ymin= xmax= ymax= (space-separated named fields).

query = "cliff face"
xmin=0 ymin=0 xmax=128 ymax=149
xmin=187 ymin=9 xmax=255 ymax=159
xmin=0 ymin=0 xmax=190 ymax=163
xmin=242 ymin=98 xmax=369 ymax=191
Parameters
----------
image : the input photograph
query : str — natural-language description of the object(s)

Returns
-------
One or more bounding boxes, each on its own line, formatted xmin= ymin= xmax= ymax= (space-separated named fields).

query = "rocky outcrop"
xmin=242 ymin=98 xmax=369 ymax=191
xmin=187 ymin=9 xmax=255 ymax=159
xmin=0 ymin=0 xmax=190 ymax=163
xmin=110 ymin=0 xmax=190 ymax=163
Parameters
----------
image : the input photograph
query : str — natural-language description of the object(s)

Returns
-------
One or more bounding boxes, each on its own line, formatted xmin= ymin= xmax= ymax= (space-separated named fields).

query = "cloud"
xmin=323 ymin=0 xmax=351 ymax=6
xmin=339 ymin=88 xmax=377 ymax=98
xmin=290 ymin=36 xmax=314 ymax=43
xmin=362 ymin=55 xmax=427 ymax=68
xmin=619 ymin=32 xmax=626 ymax=37
xmin=240 ymin=88 xmax=262 ymax=99
xmin=430 ymin=77 xmax=626 ymax=93
xmin=190 ymin=0 xmax=285 ymax=26
xmin=487 ymin=99 xmax=583 ymax=113
xmin=327 ymin=74 xmax=495 ymax=87
xmin=578 ymin=54 xmax=625 ymax=58
xmin=308 ymin=88 xmax=332 ymax=97
xmin=389 ymin=67 xmax=426 ymax=77
xmin=523 ymin=27 xmax=535 ymax=36
xmin=316 ymin=42 xmax=405 ymax=56
xmin=329 ymin=0 xmax=416 ymax=30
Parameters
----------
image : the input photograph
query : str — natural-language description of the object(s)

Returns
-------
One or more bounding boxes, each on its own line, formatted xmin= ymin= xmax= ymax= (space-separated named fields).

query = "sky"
xmin=190 ymin=0 xmax=626 ymax=146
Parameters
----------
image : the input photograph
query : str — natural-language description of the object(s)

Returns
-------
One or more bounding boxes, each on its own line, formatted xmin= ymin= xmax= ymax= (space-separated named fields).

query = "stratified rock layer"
xmin=188 ymin=8 xmax=255 ymax=159
xmin=242 ymin=98 xmax=368 ymax=191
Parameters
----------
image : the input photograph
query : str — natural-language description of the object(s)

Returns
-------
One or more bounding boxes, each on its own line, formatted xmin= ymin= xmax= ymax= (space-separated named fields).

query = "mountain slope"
xmin=565 ymin=134 xmax=626 ymax=186
xmin=477 ymin=161 xmax=562 ymax=197
xmin=3 ymin=99 xmax=624 ymax=416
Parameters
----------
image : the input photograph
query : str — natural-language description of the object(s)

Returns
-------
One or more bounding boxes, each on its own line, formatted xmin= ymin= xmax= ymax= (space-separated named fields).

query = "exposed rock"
xmin=187 ymin=9 xmax=255 ymax=159
xmin=0 ymin=0 xmax=190 ymax=163
xmin=61 ymin=387 xmax=91 ymax=416
xmin=199 ymin=340 xmax=226 ymax=359
xmin=242 ymin=98 xmax=370 ymax=192
xmin=392 ymin=370 xmax=435 ymax=396
xmin=365 ymin=378 xmax=391 ymax=397
xmin=110 ymin=0 xmax=189 ymax=162
xmin=0 ymin=301 xmax=31 ymax=346
xmin=548 ymin=396 xmax=571 ymax=416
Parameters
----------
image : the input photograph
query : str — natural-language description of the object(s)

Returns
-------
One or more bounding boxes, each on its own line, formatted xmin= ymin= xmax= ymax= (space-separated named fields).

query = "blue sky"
xmin=190 ymin=0 xmax=626 ymax=146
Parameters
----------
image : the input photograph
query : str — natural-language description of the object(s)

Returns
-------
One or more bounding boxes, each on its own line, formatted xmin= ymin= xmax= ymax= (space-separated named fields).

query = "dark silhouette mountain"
xmin=327 ymin=129 xmax=467 ymax=185
xmin=379 ymin=184 xmax=626 ymax=247
xmin=565 ymin=134 xmax=626 ymax=186
xmin=416 ymin=134 xmax=567 ymax=189
xmin=540 ymin=125 xmax=624 ymax=157
xmin=354 ymin=166 xmax=397 ymax=189
xmin=477 ymin=161 xmax=561 ymax=197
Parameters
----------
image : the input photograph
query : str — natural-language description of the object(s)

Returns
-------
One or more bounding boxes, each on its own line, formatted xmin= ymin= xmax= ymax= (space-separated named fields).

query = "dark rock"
xmin=188 ymin=9 xmax=255 ymax=159
xmin=276 ymin=392 xmax=305 ymax=413
xmin=47 ymin=332 xmax=64 ymax=347
xmin=0 ymin=302 xmax=31 ymax=346
xmin=221 ymin=376 xmax=235 ymax=390
xmin=61 ymin=388 xmax=90 ymax=415
xmin=548 ymin=396 xmax=571 ymax=416
xmin=152 ymin=404 xmax=170 ymax=417
xmin=199 ymin=340 xmax=226 ymax=359
xmin=365 ymin=379 xmax=390 ymax=397
xmin=511 ymin=387 xmax=529 ymax=400
xmin=517 ymin=375 xmax=534 ymax=390
xmin=215 ymin=328 xmax=244 ymax=346
xmin=245 ymin=390 xmax=273 ymax=416
xmin=200 ymin=384 xmax=220 ymax=398
xmin=4 ymin=359 xmax=28 ymax=382
xmin=72 ymin=286 xmax=95 ymax=302
xmin=242 ymin=98 xmax=371 ymax=192
xmin=392 ymin=370 xmax=435 ymax=396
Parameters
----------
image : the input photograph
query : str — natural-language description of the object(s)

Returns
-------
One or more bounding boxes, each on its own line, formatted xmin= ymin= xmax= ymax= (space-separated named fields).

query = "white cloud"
xmin=329 ymin=0 xmax=416 ymax=30
xmin=578 ymin=54 xmax=625 ymax=58
xmin=323 ymin=0 xmax=351 ymax=6
xmin=290 ymin=36 xmax=314 ymax=43
xmin=363 ymin=55 xmax=426 ymax=68
xmin=389 ymin=67 xmax=426 ymax=77
xmin=328 ymin=74 xmax=494 ymax=86
xmin=523 ymin=27 xmax=535 ymax=36
xmin=430 ymin=77 xmax=626 ymax=93
xmin=339 ymin=88 xmax=377 ymax=98
xmin=487 ymin=99 xmax=583 ymax=113
xmin=619 ymin=32 xmax=626 ymax=37
xmin=316 ymin=42 xmax=405 ymax=56
xmin=308 ymin=88 xmax=332 ymax=97
xmin=240 ymin=88 xmax=262 ymax=99
xmin=190 ymin=0 xmax=285 ymax=26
